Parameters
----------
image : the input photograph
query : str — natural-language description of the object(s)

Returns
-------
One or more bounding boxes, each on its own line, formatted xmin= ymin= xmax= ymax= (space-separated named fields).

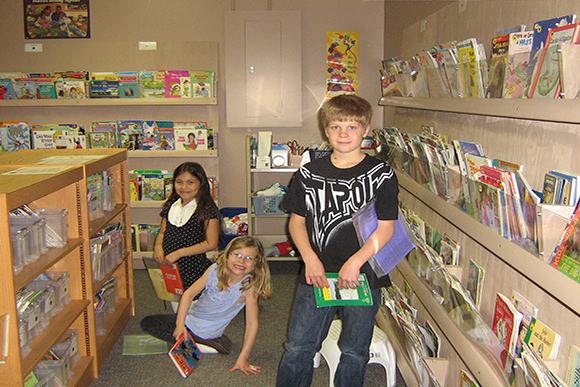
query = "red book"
xmin=168 ymin=331 xmax=202 ymax=378
xmin=160 ymin=264 xmax=184 ymax=295
xmin=492 ymin=293 xmax=523 ymax=366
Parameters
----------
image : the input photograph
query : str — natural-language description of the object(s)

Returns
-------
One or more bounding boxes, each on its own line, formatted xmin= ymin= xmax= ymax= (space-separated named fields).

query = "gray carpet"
xmin=90 ymin=261 xmax=399 ymax=386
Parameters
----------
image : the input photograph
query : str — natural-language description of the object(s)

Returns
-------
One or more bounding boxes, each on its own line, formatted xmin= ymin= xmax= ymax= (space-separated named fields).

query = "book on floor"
xmin=168 ymin=331 xmax=202 ymax=378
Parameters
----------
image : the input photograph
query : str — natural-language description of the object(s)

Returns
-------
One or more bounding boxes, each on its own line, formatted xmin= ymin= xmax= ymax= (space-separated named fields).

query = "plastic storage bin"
xmin=251 ymin=195 xmax=285 ymax=216
xmin=36 ymin=208 xmax=69 ymax=248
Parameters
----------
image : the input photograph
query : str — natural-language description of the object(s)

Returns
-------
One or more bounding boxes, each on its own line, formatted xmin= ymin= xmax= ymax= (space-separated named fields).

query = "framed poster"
xmin=24 ymin=0 xmax=90 ymax=39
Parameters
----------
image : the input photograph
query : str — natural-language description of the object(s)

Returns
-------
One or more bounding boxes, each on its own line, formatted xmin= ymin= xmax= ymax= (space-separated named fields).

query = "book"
xmin=117 ymin=120 xmax=143 ymax=149
xmin=558 ymin=43 xmax=580 ymax=99
xmin=190 ymin=70 xmax=214 ymax=98
xmin=165 ymin=70 xmax=190 ymax=98
xmin=351 ymin=202 xmax=415 ymax=278
xmin=140 ymin=172 xmax=167 ymax=201
xmin=457 ymin=38 xmax=485 ymax=98
xmin=466 ymin=259 xmax=485 ymax=309
xmin=122 ymin=334 xmax=169 ymax=356
xmin=566 ymin=344 xmax=580 ymax=387
xmin=174 ymin=122 xmax=209 ymax=150
xmin=54 ymin=134 xmax=88 ymax=149
xmin=524 ymin=317 xmax=562 ymax=359
xmin=313 ymin=273 xmax=373 ymax=307
xmin=116 ymin=71 xmax=140 ymax=98
xmin=168 ymin=330 xmax=202 ymax=378
xmin=548 ymin=170 xmax=579 ymax=206
xmin=492 ymin=292 xmax=523 ymax=364
xmin=436 ymin=47 xmax=463 ymax=98
xmin=512 ymin=290 xmax=539 ymax=358
xmin=1 ymin=122 xmax=31 ymax=152
xmin=0 ymin=78 xmax=16 ymax=100
xmin=486 ymin=34 xmax=509 ymax=98
xmin=549 ymin=199 xmax=580 ymax=283
xmin=529 ymin=23 xmax=580 ymax=99
xmin=160 ymin=263 xmax=184 ymax=295
xmin=503 ymin=31 xmax=534 ymax=99
xmin=152 ymin=122 xmax=175 ymax=151
xmin=139 ymin=70 xmax=165 ymax=98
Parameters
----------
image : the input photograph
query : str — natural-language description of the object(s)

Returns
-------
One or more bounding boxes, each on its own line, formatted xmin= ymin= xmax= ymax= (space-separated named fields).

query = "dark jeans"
xmin=277 ymin=283 xmax=381 ymax=387
xmin=140 ymin=313 xmax=178 ymax=345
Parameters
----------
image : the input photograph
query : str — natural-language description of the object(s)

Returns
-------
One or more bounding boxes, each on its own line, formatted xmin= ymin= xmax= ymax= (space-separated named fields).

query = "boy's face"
xmin=325 ymin=118 xmax=370 ymax=155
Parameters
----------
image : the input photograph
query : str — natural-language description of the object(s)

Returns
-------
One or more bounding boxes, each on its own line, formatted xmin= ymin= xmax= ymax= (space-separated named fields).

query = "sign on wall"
xmin=24 ymin=0 xmax=90 ymax=39
xmin=326 ymin=31 xmax=358 ymax=97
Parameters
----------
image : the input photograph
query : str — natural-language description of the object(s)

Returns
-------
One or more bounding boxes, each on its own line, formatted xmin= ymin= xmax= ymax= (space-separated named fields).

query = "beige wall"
xmin=0 ymin=0 xmax=385 ymax=207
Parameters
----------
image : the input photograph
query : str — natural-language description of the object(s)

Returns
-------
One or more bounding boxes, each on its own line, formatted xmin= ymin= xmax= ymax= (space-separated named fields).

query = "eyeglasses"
xmin=229 ymin=251 xmax=255 ymax=262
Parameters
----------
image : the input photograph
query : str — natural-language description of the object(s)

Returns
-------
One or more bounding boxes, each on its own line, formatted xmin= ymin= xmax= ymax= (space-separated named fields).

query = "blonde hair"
xmin=215 ymin=236 xmax=271 ymax=299
xmin=318 ymin=94 xmax=373 ymax=131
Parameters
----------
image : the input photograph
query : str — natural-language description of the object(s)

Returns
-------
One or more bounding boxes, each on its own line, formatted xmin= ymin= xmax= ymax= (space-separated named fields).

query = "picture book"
xmin=439 ymin=234 xmax=460 ymax=265
xmin=492 ymin=292 xmax=523 ymax=363
xmin=472 ymin=180 xmax=506 ymax=237
xmin=55 ymin=80 xmax=87 ymax=99
xmin=566 ymin=345 xmax=580 ymax=387
xmin=542 ymin=173 xmax=561 ymax=205
xmin=129 ymin=174 xmax=140 ymax=201
xmin=549 ymin=199 xmax=580 ymax=283
xmin=152 ymin=122 xmax=175 ymax=151
xmin=117 ymin=120 xmax=144 ymax=150
xmin=160 ymin=264 xmax=184 ymax=295
xmin=407 ymin=56 xmax=430 ymax=97
xmin=168 ymin=331 xmax=202 ymax=378
xmin=548 ymin=170 xmax=579 ymax=206
xmin=352 ymin=202 xmax=415 ymax=278
xmin=457 ymin=38 xmax=485 ymax=98
xmin=559 ymin=43 xmax=580 ymax=99
xmin=190 ymin=70 xmax=214 ymax=98
xmin=14 ymin=78 xmax=39 ymax=99
xmin=529 ymin=23 xmax=580 ymax=99
xmin=139 ymin=70 xmax=165 ymax=98
xmin=174 ymin=122 xmax=209 ymax=151
xmin=0 ymin=78 xmax=16 ymax=100
xmin=54 ymin=134 xmax=87 ymax=149
xmin=165 ymin=70 xmax=191 ymax=98
xmin=417 ymin=50 xmax=451 ymax=98
xmin=88 ymin=132 xmax=112 ymax=149
xmin=524 ymin=317 xmax=561 ymax=359
xmin=532 ymin=14 xmax=577 ymax=52
xmin=116 ymin=71 xmax=140 ymax=98
xmin=503 ymin=31 xmax=534 ymax=98
xmin=466 ymin=259 xmax=485 ymax=309
xmin=314 ymin=273 xmax=372 ymax=307
xmin=89 ymin=80 xmax=120 ymax=99
xmin=141 ymin=121 xmax=157 ymax=150
xmin=486 ymin=34 xmax=510 ymax=98
xmin=34 ymin=77 xmax=57 ymax=99
xmin=31 ymin=126 xmax=71 ymax=149
xmin=2 ymin=122 xmax=31 ymax=152
xmin=511 ymin=290 xmax=538 ymax=358
xmin=141 ymin=173 xmax=167 ymax=201
xmin=436 ymin=47 xmax=463 ymax=98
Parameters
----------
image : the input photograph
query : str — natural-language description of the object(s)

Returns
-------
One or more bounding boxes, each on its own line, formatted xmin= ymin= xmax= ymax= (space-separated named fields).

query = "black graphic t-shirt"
xmin=283 ymin=154 xmax=399 ymax=289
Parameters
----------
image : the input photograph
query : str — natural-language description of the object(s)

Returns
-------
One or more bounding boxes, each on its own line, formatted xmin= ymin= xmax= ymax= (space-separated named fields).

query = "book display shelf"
xmin=0 ymin=149 xmax=133 ymax=386
xmin=244 ymin=135 xmax=298 ymax=261
xmin=376 ymin=96 xmax=580 ymax=386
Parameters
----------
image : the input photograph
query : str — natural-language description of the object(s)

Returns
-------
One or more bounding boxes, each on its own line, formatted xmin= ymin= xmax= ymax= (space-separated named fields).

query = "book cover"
xmin=503 ymin=31 xmax=534 ymax=99
xmin=190 ymin=70 xmax=214 ymax=98
xmin=548 ymin=170 xmax=579 ymax=206
xmin=457 ymin=38 xmax=485 ymax=98
xmin=436 ymin=47 xmax=463 ymax=98
xmin=558 ymin=43 xmax=580 ymax=99
xmin=54 ymin=134 xmax=87 ymax=149
xmin=117 ymin=120 xmax=144 ymax=150
xmin=174 ymin=122 xmax=208 ymax=150
xmin=0 ymin=78 xmax=16 ymax=100
xmin=2 ymin=122 xmax=31 ymax=151
xmin=139 ymin=70 xmax=165 ymax=98
xmin=542 ymin=173 xmax=560 ymax=205
xmin=160 ymin=264 xmax=184 ymax=295
xmin=116 ymin=71 xmax=140 ymax=98
xmin=89 ymin=79 xmax=120 ymax=98
xmin=549 ymin=199 xmax=580 ymax=282
xmin=55 ymin=80 xmax=87 ymax=99
xmin=88 ymin=132 xmax=112 ymax=149
xmin=524 ymin=317 xmax=561 ymax=359
xmin=486 ymin=34 xmax=510 ymax=98
xmin=168 ymin=330 xmax=202 ymax=378
xmin=529 ymin=23 xmax=580 ymax=99
xmin=152 ymin=122 xmax=175 ymax=151
xmin=165 ymin=70 xmax=190 ymax=98
xmin=566 ymin=344 xmax=580 ymax=387
xmin=314 ymin=273 xmax=372 ymax=307
xmin=512 ymin=290 xmax=539 ymax=358
xmin=35 ymin=78 xmax=57 ymax=99
xmin=31 ymin=127 xmax=70 ymax=149
xmin=352 ymin=202 xmax=415 ymax=278
xmin=466 ymin=259 xmax=485 ymax=309
xmin=492 ymin=292 xmax=523 ymax=364
xmin=141 ymin=173 xmax=167 ymax=201
xmin=14 ymin=78 xmax=39 ymax=99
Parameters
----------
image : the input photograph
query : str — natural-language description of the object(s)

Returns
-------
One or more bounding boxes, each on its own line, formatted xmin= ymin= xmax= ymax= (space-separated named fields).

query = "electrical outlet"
xmin=24 ymin=43 xmax=43 ymax=52
xmin=139 ymin=41 xmax=157 ymax=50
xmin=459 ymin=0 xmax=467 ymax=13
xmin=420 ymin=20 xmax=427 ymax=33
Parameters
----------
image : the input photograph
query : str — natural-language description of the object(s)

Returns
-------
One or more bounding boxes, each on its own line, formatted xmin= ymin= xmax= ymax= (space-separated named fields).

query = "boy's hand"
xmin=304 ymin=258 xmax=329 ymax=288
xmin=229 ymin=359 xmax=261 ymax=375
xmin=338 ymin=260 xmax=362 ymax=289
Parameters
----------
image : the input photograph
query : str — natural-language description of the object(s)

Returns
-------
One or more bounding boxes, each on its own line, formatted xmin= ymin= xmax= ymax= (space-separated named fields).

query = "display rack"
xmin=245 ymin=135 xmax=298 ymax=261
xmin=376 ymin=97 xmax=580 ymax=386
xmin=0 ymin=149 xmax=133 ymax=386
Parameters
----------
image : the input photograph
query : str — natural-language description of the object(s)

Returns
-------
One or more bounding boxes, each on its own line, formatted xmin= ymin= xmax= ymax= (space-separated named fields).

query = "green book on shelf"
xmin=314 ymin=273 xmax=373 ymax=307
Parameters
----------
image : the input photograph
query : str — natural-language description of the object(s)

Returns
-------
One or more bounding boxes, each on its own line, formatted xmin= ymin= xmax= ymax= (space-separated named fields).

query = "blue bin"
xmin=219 ymin=207 xmax=248 ymax=250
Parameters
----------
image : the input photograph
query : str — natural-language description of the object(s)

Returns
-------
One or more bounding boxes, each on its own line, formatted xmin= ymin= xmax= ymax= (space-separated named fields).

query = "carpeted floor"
xmin=89 ymin=261 xmax=400 ymax=386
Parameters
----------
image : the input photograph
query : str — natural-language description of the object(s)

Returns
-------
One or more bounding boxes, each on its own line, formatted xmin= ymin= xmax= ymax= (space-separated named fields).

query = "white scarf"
xmin=168 ymin=198 xmax=197 ymax=227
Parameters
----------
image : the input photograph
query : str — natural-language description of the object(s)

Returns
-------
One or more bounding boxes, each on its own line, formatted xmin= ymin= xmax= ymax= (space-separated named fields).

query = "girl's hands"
xmin=173 ymin=324 xmax=188 ymax=341
xmin=229 ymin=358 xmax=261 ymax=375
xmin=153 ymin=246 xmax=167 ymax=266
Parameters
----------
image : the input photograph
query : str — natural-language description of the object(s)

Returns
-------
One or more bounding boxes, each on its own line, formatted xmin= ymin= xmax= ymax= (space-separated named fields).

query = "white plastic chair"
xmin=313 ymin=319 xmax=396 ymax=387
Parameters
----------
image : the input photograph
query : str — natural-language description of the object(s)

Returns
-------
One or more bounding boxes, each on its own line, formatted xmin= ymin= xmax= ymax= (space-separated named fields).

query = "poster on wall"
xmin=24 ymin=0 xmax=90 ymax=39
xmin=326 ymin=31 xmax=358 ymax=97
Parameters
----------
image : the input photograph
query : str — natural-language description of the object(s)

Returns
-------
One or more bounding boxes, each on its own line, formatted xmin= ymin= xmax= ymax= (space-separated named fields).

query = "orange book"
xmin=160 ymin=264 xmax=184 ymax=295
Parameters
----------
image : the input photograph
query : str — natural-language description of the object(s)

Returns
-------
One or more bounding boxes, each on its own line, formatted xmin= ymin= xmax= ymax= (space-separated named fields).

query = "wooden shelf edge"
xmin=397 ymin=172 xmax=580 ymax=316
xmin=0 ymin=97 xmax=217 ymax=107
xmin=130 ymin=200 xmax=164 ymax=208
xmin=69 ymin=356 xmax=95 ymax=387
xmin=378 ymin=96 xmax=580 ymax=124
xmin=95 ymin=298 xmax=133 ymax=366
xmin=129 ymin=150 xmax=218 ymax=158
xmin=22 ymin=299 xmax=90 ymax=377
xmin=88 ymin=203 xmax=127 ymax=237
xmin=91 ymin=252 xmax=131 ymax=293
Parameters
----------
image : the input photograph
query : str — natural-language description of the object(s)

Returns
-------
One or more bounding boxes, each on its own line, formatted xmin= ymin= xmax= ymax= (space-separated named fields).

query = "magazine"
xmin=313 ymin=273 xmax=372 ymax=307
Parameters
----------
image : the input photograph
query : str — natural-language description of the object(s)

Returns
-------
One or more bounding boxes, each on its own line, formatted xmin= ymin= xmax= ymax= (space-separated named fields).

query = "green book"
xmin=314 ymin=273 xmax=373 ymax=307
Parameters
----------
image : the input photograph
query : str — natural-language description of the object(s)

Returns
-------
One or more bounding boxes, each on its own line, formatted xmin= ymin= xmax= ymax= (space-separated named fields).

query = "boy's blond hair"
xmin=318 ymin=94 xmax=373 ymax=131
xmin=216 ymin=236 xmax=272 ymax=298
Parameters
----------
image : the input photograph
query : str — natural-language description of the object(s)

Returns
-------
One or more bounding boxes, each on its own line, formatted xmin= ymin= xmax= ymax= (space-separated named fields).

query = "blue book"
xmin=352 ymin=201 xmax=415 ymax=278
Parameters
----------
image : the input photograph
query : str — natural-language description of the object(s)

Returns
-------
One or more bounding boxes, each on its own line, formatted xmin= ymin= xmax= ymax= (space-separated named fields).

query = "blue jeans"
xmin=277 ymin=283 xmax=381 ymax=387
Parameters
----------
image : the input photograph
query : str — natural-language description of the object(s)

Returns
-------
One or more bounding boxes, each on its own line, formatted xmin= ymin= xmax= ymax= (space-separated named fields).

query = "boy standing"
xmin=276 ymin=94 xmax=399 ymax=387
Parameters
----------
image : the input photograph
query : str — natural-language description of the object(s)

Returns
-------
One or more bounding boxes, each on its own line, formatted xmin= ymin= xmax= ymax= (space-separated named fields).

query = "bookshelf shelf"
xmin=379 ymin=97 xmax=580 ymax=124
xmin=0 ymin=97 xmax=217 ymax=108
